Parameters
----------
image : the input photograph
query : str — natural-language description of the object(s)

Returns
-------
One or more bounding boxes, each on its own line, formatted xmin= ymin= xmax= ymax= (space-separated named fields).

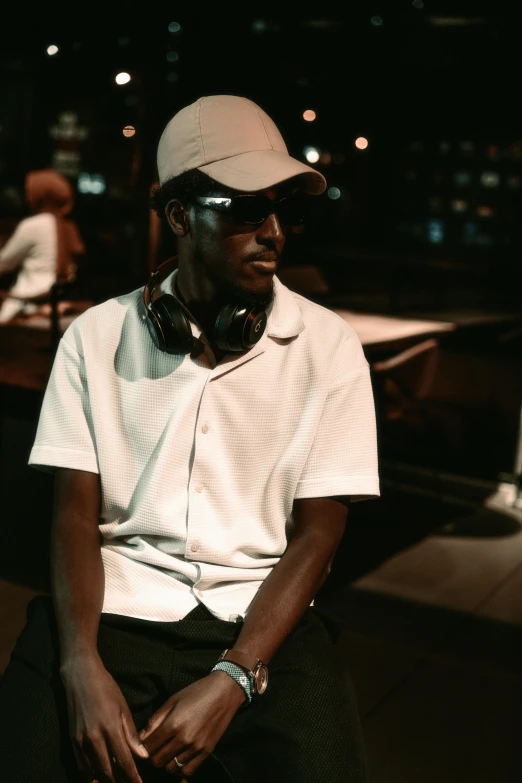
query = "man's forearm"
xmin=50 ymin=470 xmax=105 ymax=670
xmin=232 ymin=530 xmax=337 ymax=665
xmin=51 ymin=516 xmax=105 ymax=667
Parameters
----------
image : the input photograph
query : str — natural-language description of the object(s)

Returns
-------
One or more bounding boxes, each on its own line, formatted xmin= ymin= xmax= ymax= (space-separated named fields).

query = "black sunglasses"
xmin=192 ymin=193 xmax=310 ymax=227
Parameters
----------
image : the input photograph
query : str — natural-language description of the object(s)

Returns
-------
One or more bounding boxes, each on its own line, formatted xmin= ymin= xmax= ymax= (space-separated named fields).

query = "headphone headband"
xmin=144 ymin=256 xmax=178 ymax=310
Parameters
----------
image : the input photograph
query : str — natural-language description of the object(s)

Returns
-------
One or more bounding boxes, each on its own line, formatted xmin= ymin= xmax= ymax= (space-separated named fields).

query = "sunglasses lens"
xmin=277 ymin=198 xmax=309 ymax=227
xmin=233 ymin=196 xmax=270 ymax=224
xmin=231 ymin=195 xmax=310 ymax=226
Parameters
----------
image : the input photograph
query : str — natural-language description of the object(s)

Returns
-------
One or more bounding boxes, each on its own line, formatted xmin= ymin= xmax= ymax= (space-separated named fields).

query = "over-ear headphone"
xmin=143 ymin=257 xmax=268 ymax=355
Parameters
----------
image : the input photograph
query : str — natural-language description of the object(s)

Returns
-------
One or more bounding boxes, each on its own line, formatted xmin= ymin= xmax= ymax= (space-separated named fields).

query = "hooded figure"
xmin=0 ymin=169 xmax=85 ymax=323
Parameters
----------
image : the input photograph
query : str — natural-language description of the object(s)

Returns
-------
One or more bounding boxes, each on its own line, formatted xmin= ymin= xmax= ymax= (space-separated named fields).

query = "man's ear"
xmin=165 ymin=199 xmax=189 ymax=237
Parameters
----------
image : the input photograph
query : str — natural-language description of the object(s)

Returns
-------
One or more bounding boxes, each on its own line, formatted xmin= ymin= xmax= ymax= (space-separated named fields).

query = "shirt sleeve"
xmin=0 ymin=221 xmax=32 ymax=274
xmin=294 ymin=331 xmax=380 ymax=503
xmin=28 ymin=335 xmax=99 ymax=474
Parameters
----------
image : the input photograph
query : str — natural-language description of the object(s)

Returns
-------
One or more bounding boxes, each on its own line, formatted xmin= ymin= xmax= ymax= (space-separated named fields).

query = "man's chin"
xmin=218 ymin=279 xmax=274 ymax=310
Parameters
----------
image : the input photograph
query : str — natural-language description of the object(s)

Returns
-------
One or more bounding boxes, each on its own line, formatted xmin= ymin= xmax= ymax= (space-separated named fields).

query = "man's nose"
xmin=256 ymin=211 xmax=285 ymax=244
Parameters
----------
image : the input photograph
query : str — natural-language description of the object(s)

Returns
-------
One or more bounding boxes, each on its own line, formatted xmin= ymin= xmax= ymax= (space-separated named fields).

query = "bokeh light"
xmin=47 ymin=45 xmax=59 ymax=56
xmin=327 ymin=187 xmax=341 ymax=200
xmin=168 ymin=22 xmax=181 ymax=33
xmin=319 ymin=151 xmax=332 ymax=165
xmin=252 ymin=20 xmax=268 ymax=32
xmin=167 ymin=51 xmax=179 ymax=63
xmin=122 ymin=126 xmax=136 ymax=137
xmin=303 ymin=147 xmax=320 ymax=164
xmin=355 ymin=137 xmax=369 ymax=150
xmin=427 ymin=219 xmax=444 ymax=243
xmin=480 ymin=171 xmax=500 ymax=188
xmin=454 ymin=171 xmax=472 ymax=186
xmin=303 ymin=110 xmax=316 ymax=122
xmin=115 ymin=72 xmax=131 ymax=85
xmin=78 ymin=173 xmax=106 ymax=195
xmin=371 ymin=16 xmax=383 ymax=26
xmin=451 ymin=199 xmax=468 ymax=212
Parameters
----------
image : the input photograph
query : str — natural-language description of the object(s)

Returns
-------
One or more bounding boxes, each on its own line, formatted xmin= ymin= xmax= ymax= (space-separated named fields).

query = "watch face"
xmin=255 ymin=665 xmax=268 ymax=694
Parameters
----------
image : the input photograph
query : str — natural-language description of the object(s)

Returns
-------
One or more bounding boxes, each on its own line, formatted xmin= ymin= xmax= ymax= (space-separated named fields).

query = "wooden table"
xmin=330 ymin=309 xmax=457 ymax=354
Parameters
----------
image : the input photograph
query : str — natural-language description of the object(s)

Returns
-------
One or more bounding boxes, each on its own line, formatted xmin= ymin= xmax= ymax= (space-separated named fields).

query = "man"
xmin=0 ymin=95 xmax=379 ymax=782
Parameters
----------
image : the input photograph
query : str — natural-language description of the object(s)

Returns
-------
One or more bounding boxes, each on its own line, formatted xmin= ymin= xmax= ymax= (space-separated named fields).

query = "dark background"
xmin=2 ymin=1 xmax=522 ymax=301
xmin=1 ymin=2 xmax=522 ymax=484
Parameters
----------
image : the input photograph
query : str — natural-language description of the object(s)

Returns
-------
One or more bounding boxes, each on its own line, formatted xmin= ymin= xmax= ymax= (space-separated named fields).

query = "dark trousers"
xmin=0 ymin=596 xmax=368 ymax=782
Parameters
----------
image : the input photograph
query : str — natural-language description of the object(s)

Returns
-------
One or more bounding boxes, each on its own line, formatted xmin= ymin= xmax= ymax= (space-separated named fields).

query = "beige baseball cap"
xmin=157 ymin=94 xmax=327 ymax=195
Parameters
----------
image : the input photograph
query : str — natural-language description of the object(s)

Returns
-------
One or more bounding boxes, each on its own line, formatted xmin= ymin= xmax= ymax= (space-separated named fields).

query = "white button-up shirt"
xmin=29 ymin=268 xmax=379 ymax=622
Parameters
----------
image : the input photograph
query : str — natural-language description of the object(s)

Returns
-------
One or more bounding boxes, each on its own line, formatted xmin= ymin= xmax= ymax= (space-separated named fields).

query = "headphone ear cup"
xmin=215 ymin=303 xmax=267 ymax=351
xmin=148 ymin=294 xmax=194 ymax=354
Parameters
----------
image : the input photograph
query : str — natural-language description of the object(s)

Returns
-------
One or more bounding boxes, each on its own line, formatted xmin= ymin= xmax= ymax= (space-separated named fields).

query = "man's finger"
xmin=150 ymin=737 xmax=191 ymax=769
xmin=73 ymin=744 xmax=94 ymax=783
xmin=141 ymin=723 xmax=174 ymax=756
xmin=83 ymin=736 xmax=117 ymax=783
xmin=139 ymin=702 xmax=171 ymax=741
xmin=109 ymin=739 xmax=144 ymax=783
xmin=165 ymin=751 xmax=201 ymax=776
xmin=172 ymin=750 xmax=208 ymax=780
xmin=121 ymin=712 xmax=149 ymax=759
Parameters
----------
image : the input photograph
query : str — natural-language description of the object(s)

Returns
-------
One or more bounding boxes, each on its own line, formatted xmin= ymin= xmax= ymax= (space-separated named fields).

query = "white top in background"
xmin=0 ymin=213 xmax=57 ymax=298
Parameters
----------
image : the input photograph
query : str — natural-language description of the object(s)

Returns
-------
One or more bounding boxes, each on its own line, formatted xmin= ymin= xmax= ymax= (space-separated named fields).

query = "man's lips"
xmin=248 ymin=259 xmax=277 ymax=274
xmin=248 ymin=256 xmax=279 ymax=265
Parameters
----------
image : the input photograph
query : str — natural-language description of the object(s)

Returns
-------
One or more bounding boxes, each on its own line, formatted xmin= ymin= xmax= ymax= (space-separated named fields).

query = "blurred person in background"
xmin=0 ymin=96 xmax=379 ymax=783
xmin=0 ymin=184 xmax=24 ymax=243
xmin=0 ymin=169 xmax=85 ymax=324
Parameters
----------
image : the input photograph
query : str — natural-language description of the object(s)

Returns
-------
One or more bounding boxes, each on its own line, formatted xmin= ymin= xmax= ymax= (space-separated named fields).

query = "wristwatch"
xmin=217 ymin=649 xmax=268 ymax=695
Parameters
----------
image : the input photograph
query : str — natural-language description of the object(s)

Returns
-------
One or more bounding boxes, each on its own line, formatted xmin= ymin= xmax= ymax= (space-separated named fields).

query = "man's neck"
xmin=174 ymin=275 xmax=225 ymax=361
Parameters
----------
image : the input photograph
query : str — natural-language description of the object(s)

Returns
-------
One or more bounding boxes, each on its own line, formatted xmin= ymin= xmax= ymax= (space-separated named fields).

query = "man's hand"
xmin=139 ymin=671 xmax=246 ymax=778
xmin=60 ymin=654 xmax=149 ymax=783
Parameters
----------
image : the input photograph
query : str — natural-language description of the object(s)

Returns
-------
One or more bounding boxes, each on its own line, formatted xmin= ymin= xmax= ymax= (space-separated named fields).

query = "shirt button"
xmin=196 ymin=484 xmax=203 ymax=493
xmin=191 ymin=543 xmax=198 ymax=552
xmin=201 ymin=424 xmax=208 ymax=434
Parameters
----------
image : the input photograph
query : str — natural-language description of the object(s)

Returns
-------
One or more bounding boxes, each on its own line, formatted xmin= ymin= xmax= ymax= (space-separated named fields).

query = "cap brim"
xmin=197 ymin=149 xmax=326 ymax=195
